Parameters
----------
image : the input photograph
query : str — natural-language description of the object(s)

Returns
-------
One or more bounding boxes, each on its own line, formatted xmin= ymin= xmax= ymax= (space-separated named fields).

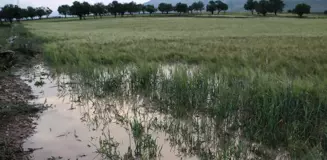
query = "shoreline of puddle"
xmin=21 ymin=65 xmax=198 ymax=160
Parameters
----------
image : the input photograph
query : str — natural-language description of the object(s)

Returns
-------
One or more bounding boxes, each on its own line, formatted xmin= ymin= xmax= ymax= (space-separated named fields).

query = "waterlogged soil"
xmin=22 ymin=66 xmax=198 ymax=160
xmin=20 ymin=65 xmax=288 ymax=160
xmin=0 ymin=74 xmax=38 ymax=160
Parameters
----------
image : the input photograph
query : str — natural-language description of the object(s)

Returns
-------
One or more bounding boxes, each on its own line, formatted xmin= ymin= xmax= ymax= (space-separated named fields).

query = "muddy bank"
xmin=0 ymin=74 xmax=43 ymax=160
xmin=0 ymin=24 xmax=44 ymax=160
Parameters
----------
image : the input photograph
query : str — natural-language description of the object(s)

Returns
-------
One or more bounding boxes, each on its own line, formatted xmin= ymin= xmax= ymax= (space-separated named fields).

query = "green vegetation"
xmin=26 ymin=17 xmax=327 ymax=67
xmin=1 ymin=0 xmax=327 ymax=158
xmin=158 ymin=3 xmax=173 ymax=14
xmin=24 ymin=16 xmax=327 ymax=158
xmin=294 ymin=3 xmax=311 ymax=17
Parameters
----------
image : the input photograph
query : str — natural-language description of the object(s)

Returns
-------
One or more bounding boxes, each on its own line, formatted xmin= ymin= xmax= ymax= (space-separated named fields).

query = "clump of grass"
xmin=0 ymin=104 xmax=41 ymax=116
xmin=34 ymin=80 xmax=45 ymax=87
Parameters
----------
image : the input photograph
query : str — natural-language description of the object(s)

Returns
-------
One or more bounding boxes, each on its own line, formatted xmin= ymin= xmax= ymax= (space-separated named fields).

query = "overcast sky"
xmin=0 ymin=0 xmax=150 ymax=16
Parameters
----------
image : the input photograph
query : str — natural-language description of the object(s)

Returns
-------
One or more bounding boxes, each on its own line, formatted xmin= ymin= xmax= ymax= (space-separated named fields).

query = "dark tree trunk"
xmin=166 ymin=11 xmax=168 ymax=14
xmin=274 ymin=11 xmax=277 ymax=15
xmin=142 ymin=11 xmax=145 ymax=14
xmin=251 ymin=10 xmax=254 ymax=15
xmin=78 ymin=15 xmax=82 ymax=20
xmin=211 ymin=11 xmax=214 ymax=14
xmin=9 ymin=19 xmax=13 ymax=24
xmin=39 ymin=16 xmax=42 ymax=20
xmin=218 ymin=10 xmax=221 ymax=14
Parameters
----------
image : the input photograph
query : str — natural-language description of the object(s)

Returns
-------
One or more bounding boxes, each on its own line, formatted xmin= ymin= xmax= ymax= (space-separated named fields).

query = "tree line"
xmin=0 ymin=5 xmax=52 ymax=23
xmin=244 ymin=0 xmax=312 ymax=17
xmin=57 ymin=1 xmax=207 ymax=19
xmin=1 ymin=0 xmax=325 ymax=23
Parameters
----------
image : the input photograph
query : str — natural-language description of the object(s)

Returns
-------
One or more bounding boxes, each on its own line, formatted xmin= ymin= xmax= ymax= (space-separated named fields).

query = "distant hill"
xmin=144 ymin=0 xmax=327 ymax=12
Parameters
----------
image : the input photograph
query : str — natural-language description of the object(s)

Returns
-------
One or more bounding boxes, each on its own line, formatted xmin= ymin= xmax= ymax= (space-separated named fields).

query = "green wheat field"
xmin=22 ymin=17 xmax=327 ymax=158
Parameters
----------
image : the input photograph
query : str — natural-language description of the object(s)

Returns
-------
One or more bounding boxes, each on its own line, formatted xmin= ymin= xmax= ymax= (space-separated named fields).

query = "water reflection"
xmin=23 ymin=65 xmax=276 ymax=160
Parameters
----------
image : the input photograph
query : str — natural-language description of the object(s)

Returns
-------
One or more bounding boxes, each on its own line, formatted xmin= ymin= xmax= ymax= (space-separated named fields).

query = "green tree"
xmin=0 ymin=10 xmax=3 ymax=24
xmin=244 ymin=0 xmax=256 ymax=15
xmin=118 ymin=3 xmax=127 ymax=17
xmin=70 ymin=1 xmax=90 ymax=20
xmin=108 ymin=1 xmax=119 ymax=17
xmin=188 ymin=6 xmax=193 ymax=13
xmin=192 ymin=1 xmax=204 ymax=13
xmin=70 ymin=1 xmax=84 ymax=20
xmin=206 ymin=1 xmax=216 ymax=14
xmin=35 ymin=7 xmax=46 ymax=19
xmin=197 ymin=1 xmax=204 ymax=12
xmin=191 ymin=2 xmax=197 ymax=13
xmin=91 ymin=2 xmax=106 ymax=18
xmin=126 ymin=2 xmax=138 ymax=15
xmin=139 ymin=4 xmax=146 ymax=14
xmin=1 ymin=4 xmax=21 ymax=23
xmin=269 ymin=0 xmax=284 ymax=15
xmin=216 ymin=1 xmax=228 ymax=14
xmin=145 ymin=5 xmax=156 ymax=15
xmin=58 ymin=5 xmax=70 ymax=18
xmin=175 ymin=3 xmax=188 ymax=15
xmin=20 ymin=8 xmax=29 ymax=20
xmin=293 ymin=3 xmax=310 ymax=17
xmin=158 ymin=3 xmax=165 ymax=14
xmin=27 ymin=6 xmax=36 ymax=20
xmin=82 ymin=1 xmax=91 ymax=18
xmin=255 ymin=0 xmax=270 ymax=16
xmin=221 ymin=2 xmax=228 ymax=13
xmin=45 ymin=7 xmax=52 ymax=18
xmin=158 ymin=3 xmax=173 ymax=14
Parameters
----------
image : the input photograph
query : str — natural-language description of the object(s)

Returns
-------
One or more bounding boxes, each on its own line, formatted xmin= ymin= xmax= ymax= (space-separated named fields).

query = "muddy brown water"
xmin=21 ymin=65 xmax=201 ymax=160
xmin=19 ymin=65 xmax=273 ymax=160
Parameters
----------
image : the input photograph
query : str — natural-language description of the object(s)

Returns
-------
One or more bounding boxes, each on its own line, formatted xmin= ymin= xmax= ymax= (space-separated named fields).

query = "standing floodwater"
xmin=22 ymin=65 xmax=231 ymax=160
xmin=21 ymin=64 xmax=299 ymax=160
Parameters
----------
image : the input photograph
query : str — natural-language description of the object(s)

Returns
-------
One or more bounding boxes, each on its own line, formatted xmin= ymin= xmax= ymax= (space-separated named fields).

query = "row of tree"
xmin=0 ymin=5 xmax=52 ymax=23
xmin=0 ymin=0 xmax=321 ymax=23
xmin=244 ymin=0 xmax=311 ymax=17
xmin=58 ymin=0 xmax=314 ymax=18
xmin=57 ymin=1 xmax=207 ymax=19
xmin=58 ymin=1 xmax=158 ymax=19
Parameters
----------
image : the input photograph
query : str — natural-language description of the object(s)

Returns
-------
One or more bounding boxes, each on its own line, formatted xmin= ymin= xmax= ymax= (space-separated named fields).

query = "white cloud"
xmin=1 ymin=0 xmax=150 ymax=16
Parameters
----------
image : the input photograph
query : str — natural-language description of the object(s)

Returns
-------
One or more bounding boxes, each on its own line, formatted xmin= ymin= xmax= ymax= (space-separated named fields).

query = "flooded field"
xmin=8 ymin=17 xmax=324 ymax=159
xmin=21 ymin=64 xmax=288 ymax=160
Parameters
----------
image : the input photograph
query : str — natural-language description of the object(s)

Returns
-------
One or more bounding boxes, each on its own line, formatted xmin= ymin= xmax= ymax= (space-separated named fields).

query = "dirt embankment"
xmin=0 ymin=24 xmax=43 ymax=160
xmin=0 ymin=75 xmax=40 ymax=160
